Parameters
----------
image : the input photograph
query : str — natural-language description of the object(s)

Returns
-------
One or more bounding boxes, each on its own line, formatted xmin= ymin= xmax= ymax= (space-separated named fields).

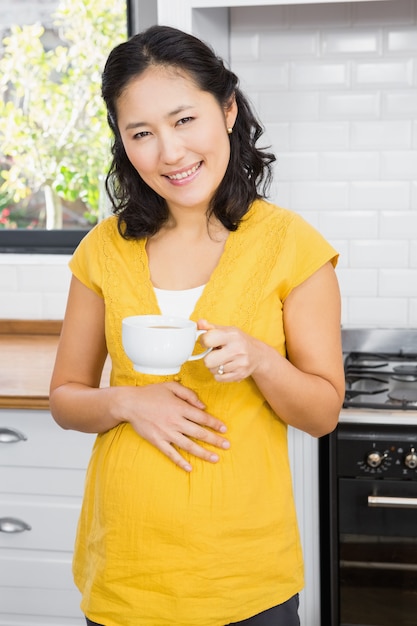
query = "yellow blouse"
xmin=69 ymin=199 xmax=338 ymax=626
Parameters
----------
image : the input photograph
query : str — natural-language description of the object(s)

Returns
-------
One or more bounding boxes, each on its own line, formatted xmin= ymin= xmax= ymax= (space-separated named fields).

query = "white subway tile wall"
xmin=231 ymin=0 xmax=417 ymax=328
xmin=0 ymin=255 xmax=71 ymax=320
xmin=0 ymin=0 xmax=416 ymax=326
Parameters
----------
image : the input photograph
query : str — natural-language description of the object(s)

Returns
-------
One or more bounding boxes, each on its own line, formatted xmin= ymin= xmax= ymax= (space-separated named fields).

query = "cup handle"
xmin=187 ymin=330 xmax=213 ymax=361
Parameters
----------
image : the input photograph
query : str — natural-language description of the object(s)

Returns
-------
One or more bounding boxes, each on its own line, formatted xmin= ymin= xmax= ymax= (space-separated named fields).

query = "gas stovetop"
xmin=342 ymin=329 xmax=417 ymax=411
xmin=344 ymin=352 xmax=417 ymax=409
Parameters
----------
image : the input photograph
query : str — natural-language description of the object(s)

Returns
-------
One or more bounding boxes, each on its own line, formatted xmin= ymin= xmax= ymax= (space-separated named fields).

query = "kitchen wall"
xmin=1 ymin=0 xmax=416 ymax=327
xmin=229 ymin=0 xmax=417 ymax=328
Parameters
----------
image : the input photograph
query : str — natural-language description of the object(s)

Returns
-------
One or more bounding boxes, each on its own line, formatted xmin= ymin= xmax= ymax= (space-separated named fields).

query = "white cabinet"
xmin=288 ymin=428 xmax=321 ymax=626
xmin=0 ymin=409 xmax=95 ymax=626
xmin=143 ymin=0 xmax=390 ymax=33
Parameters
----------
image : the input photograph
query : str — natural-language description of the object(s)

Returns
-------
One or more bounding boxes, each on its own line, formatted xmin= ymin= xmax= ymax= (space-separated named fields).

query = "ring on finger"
xmin=217 ymin=364 xmax=225 ymax=376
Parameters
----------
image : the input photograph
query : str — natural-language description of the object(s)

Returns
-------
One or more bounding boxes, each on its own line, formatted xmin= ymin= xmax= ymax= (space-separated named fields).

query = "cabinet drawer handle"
xmin=0 ymin=428 xmax=27 ymax=443
xmin=368 ymin=495 xmax=417 ymax=509
xmin=0 ymin=517 xmax=32 ymax=533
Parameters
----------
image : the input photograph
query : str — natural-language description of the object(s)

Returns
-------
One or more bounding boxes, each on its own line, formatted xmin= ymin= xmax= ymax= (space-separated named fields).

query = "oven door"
xmin=338 ymin=478 xmax=417 ymax=626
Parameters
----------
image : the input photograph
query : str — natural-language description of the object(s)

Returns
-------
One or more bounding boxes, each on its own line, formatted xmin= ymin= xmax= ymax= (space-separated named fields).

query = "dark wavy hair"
xmin=101 ymin=25 xmax=276 ymax=239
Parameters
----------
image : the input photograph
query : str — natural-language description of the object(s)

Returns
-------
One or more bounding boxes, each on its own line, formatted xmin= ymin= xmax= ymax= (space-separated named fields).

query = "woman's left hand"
xmin=197 ymin=319 xmax=261 ymax=382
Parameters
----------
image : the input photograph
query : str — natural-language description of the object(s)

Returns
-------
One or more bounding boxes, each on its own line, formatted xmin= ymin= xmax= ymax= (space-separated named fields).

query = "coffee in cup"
xmin=122 ymin=314 xmax=212 ymax=375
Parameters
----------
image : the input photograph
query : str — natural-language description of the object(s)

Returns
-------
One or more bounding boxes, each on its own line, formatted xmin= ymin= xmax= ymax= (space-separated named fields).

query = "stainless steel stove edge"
xmin=342 ymin=328 xmax=417 ymax=355
xmin=339 ymin=409 xmax=417 ymax=426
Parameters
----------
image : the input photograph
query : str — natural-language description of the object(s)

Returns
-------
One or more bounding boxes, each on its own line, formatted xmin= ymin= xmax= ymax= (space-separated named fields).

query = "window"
xmin=0 ymin=0 xmax=129 ymax=253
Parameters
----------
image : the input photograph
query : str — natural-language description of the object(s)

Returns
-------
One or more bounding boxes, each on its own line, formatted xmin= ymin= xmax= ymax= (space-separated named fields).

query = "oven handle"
xmin=368 ymin=495 xmax=417 ymax=509
xmin=341 ymin=560 xmax=417 ymax=572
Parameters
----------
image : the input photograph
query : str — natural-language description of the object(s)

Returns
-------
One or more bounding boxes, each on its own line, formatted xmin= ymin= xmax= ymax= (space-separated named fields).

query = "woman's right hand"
xmin=117 ymin=381 xmax=230 ymax=472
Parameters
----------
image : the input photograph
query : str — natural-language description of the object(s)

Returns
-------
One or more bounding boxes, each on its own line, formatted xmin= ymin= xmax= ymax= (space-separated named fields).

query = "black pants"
xmin=85 ymin=593 xmax=300 ymax=626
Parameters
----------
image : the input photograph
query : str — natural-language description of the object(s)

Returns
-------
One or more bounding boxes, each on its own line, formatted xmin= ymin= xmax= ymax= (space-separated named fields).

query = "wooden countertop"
xmin=0 ymin=320 xmax=110 ymax=410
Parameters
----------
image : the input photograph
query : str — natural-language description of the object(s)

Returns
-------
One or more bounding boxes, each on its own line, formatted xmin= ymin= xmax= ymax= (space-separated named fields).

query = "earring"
xmin=227 ymin=127 xmax=233 ymax=135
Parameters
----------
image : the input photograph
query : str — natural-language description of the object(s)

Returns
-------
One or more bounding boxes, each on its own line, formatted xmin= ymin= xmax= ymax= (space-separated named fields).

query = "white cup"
xmin=122 ymin=314 xmax=212 ymax=375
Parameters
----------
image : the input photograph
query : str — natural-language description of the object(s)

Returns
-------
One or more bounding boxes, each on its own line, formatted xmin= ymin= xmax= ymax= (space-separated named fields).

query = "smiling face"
xmin=116 ymin=65 xmax=237 ymax=217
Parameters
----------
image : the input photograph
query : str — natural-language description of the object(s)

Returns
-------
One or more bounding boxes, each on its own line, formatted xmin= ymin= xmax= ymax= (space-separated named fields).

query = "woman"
xmin=50 ymin=25 xmax=345 ymax=626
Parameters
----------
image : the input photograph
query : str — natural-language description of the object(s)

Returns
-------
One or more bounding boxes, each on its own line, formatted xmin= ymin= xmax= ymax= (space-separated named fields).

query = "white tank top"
xmin=154 ymin=285 xmax=205 ymax=319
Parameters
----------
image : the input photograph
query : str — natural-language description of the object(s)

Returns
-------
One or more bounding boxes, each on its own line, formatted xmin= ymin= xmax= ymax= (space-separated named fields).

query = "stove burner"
xmin=388 ymin=388 xmax=417 ymax=405
xmin=391 ymin=374 xmax=417 ymax=383
xmin=393 ymin=364 xmax=417 ymax=375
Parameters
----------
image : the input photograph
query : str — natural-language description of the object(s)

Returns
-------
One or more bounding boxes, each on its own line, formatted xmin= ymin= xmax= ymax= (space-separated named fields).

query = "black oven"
xmin=320 ymin=329 xmax=417 ymax=626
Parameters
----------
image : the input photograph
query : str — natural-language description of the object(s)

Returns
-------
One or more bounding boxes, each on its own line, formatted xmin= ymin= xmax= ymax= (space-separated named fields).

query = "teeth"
xmin=167 ymin=163 xmax=200 ymax=180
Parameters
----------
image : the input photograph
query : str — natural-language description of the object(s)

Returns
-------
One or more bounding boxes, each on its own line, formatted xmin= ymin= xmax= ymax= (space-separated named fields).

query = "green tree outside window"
xmin=0 ymin=0 xmax=127 ymax=230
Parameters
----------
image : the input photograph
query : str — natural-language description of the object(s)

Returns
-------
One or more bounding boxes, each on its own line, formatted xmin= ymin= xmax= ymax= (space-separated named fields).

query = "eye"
xmin=133 ymin=130 xmax=151 ymax=140
xmin=176 ymin=117 xmax=193 ymax=126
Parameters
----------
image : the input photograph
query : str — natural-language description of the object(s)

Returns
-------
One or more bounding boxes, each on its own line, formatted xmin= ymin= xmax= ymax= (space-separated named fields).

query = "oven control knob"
xmin=366 ymin=451 xmax=385 ymax=468
xmin=404 ymin=448 xmax=417 ymax=470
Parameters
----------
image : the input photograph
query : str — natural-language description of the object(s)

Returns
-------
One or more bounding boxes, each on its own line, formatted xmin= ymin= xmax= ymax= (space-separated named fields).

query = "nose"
xmin=158 ymin=130 xmax=185 ymax=164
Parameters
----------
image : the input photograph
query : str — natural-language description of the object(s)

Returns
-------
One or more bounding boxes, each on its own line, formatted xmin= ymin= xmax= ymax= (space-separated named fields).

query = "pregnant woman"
xmin=50 ymin=24 xmax=345 ymax=626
